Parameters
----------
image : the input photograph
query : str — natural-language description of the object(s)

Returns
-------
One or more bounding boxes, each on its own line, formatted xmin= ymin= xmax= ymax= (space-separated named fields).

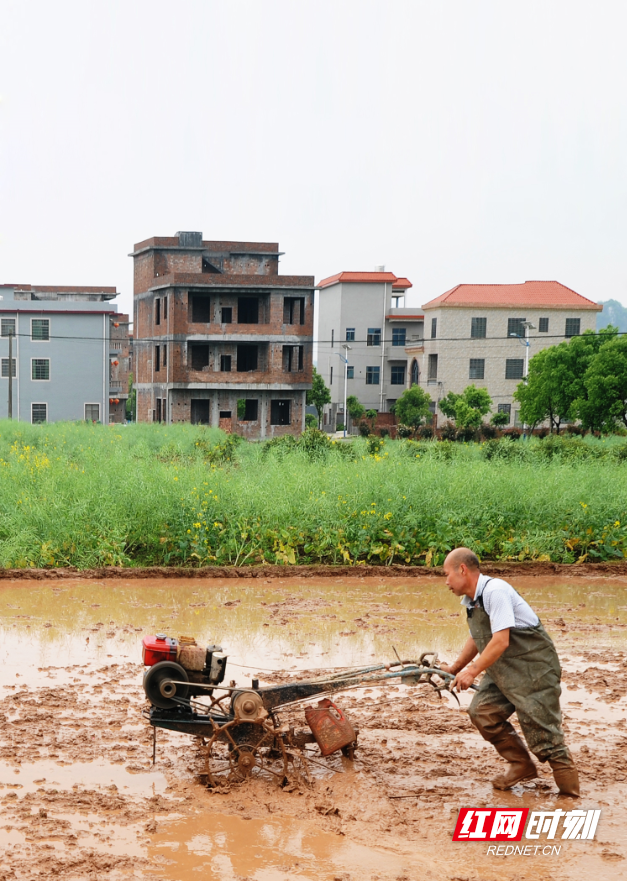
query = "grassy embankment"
xmin=0 ymin=421 xmax=626 ymax=568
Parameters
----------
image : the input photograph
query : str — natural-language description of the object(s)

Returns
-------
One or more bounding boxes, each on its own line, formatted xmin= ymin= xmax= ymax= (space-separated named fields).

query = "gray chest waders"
xmin=466 ymin=580 xmax=571 ymax=764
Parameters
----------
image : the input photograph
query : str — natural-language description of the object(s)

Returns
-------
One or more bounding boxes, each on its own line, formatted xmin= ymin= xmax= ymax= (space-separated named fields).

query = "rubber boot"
xmin=550 ymin=759 xmax=580 ymax=797
xmin=491 ymin=731 xmax=538 ymax=790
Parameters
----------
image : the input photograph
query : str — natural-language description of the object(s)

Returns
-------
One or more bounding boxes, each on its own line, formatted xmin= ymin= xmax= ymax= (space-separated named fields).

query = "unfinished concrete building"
xmin=131 ymin=232 xmax=314 ymax=437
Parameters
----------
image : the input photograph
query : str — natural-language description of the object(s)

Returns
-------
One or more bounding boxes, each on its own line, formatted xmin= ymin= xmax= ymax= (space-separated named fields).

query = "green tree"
xmin=394 ymin=386 xmax=432 ymax=434
xmin=490 ymin=410 xmax=510 ymax=427
xmin=365 ymin=408 xmax=378 ymax=432
xmin=580 ymin=336 xmax=627 ymax=431
xmin=515 ymin=328 xmax=619 ymax=432
xmin=306 ymin=367 xmax=331 ymax=428
xmin=346 ymin=395 xmax=365 ymax=429
xmin=125 ymin=373 xmax=136 ymax=422
xmin=439 ymin=385 xmax=492 ymax=430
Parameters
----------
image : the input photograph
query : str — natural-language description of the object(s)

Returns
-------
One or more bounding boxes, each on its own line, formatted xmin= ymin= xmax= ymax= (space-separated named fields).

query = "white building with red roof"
xmin=421 ymin=281 xmax=602 ymax=427
xmin=316 ymin=270 xmax=422 ymax=425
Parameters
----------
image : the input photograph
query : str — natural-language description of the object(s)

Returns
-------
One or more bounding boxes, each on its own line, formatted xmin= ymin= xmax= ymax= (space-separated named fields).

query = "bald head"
xmin=444 ymin=547 xmax=480 ymax=571
xmin=443 ymin=547 xmax=481 ymax=598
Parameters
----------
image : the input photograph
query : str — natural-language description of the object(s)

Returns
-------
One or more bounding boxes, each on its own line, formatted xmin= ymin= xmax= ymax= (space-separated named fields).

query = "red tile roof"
xmin=317 ymin=271 xmax=411 ymax=289
xmin=392 ymin=277 xmax=412 ymax=290
xmin=422 ymin=281 xmax=601 ymax=311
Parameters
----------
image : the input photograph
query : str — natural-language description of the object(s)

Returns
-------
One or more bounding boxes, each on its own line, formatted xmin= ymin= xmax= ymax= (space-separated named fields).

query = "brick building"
xmin=108 ymin=314 xmax=132 ymax=423
xmin=421 ymin=281 xmax=603 ymax=426
xmin=131 ymin=232 xmax=314 ymax=437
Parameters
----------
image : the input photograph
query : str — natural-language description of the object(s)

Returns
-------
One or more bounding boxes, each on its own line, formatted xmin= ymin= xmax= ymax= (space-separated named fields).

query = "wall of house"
xmin=421 ymin=306 xmax=599 ymax=424
xmin=317 ymin=283 xmax=422 ymax=417
xmin=0 ymin=309 xmax=110 ymax=423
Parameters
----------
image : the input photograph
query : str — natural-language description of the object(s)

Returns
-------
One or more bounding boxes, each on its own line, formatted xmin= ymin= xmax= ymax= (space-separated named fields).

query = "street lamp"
xmin=509 ymin=321 xmax=536 ymax=377
xmin=337 ymin=344 xmax=351 ymax=439
xmin=509 ymin=322 xmax=536 ymax=435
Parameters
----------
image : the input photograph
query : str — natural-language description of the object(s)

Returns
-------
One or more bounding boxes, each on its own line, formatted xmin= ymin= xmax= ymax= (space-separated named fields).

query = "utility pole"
xmin=7 ymin=329 xmax=13 ymax=419
xmin=341 ymin=344 xmax=351 ymax=438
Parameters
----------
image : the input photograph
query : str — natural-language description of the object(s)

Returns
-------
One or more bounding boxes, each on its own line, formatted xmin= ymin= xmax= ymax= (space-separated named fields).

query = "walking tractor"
xmin=142 ymin=633 xmax=464 ymax=788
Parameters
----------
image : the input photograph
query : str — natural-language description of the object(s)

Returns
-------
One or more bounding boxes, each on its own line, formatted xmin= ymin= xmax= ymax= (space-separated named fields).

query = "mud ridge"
xmin=3 ymin=560 xmax=627 ymax=580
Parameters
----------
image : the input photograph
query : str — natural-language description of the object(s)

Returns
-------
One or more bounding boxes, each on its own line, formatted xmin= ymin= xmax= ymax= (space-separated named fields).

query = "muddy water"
xmin=1 ymin=575 xmax=626 ymax=880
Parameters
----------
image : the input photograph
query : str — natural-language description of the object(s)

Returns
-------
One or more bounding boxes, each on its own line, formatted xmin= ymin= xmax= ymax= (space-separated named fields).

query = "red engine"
xmin=142 ymin=634 xmax=228 ymax=708
xmin=142 ymin=634 xmax=178 ymax=666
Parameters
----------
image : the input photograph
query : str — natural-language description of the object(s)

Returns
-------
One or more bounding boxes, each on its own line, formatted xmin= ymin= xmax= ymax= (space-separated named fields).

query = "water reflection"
xmin=0 ymin=576 xmax=625 ymax=686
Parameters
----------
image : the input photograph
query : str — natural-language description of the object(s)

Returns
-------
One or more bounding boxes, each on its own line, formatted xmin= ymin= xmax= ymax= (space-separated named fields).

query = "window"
xmin=271 ymin=399 xmax=291 ymax=425
xmin=221 ymin=307 xmax=232 ymax=323
xmin=155 ymin=299 xmax=161 ymax=326
xmin=1 ymin=358 xmax=16 ymax=378
xmin=508 ymin=317 xmax=526 ymax=339
xmin=220 ymin=354 xmax=232 ymax=372
xmin=32 ymin=358 xmax=50 ymax=380
xmin=85 ymin=404 xmax=100 ymax=422
xmin=498 ymin=404 xmax=511 ymax=424
xmin=565 ymin=318 xmax=581 ymax=338
xmin=469 ymin=358 xmax=485 ymax=380
xmin=505 ymin=358 xmax=524 ymax=380
xmin=237 ymin=344 xmax=258 ymax=372
xmin=331 ymin=329 xmax=334 ymax=348
xmin=390 ymin=366 xmax=405 ymax=385
xmin=392 ymin=328 xmax=406 ymax=346
xmin=471 ymin=317 xmax=487 ymax=339
xmin=191 ymin=400 xmax=210 ymax=425
xmin=366 ymin=366 xmax=380 ymax=385
xmin=428 ymin=353 xmax=438 ymax=381
xmin=1 ymin=319 xmax=15 ymax=337
xmin=410 ymin=360 xmax=419 ymax=386
xmin=240 ymin=399 xmax=259 ymax=422
xmin=282 ymin=345 xmax=304 ymax=372
xmin=190 ymin=294 xmax=211 ymax=323
xmin=345 ymin=328 xmax=355 ymax=342
xmin=190 ymin=344 xmax=210 ymax=370
xmin=330 ymin=365 xmax=333 ymax=385
xmin=155 ymin=345 xmax=160 ymax=372
xmin=238 ymin=297 xmax=259 ymax=324
xmin=31 ymin=319 xmax=50 ymax=341
xmin=31 ymin=403 xmax=47 ymax=424
xmin=539 ymin=317 xmax=549 ymax=333
xmin=162 ymin=344 xmax=167 ymax=367
xmin=367 ymin=328 xmax=381 ymax=346
xmin=431 ymin=317 xmax=437 ymax=339
xmin=283 ymin=297 xmax=305 ymax=325
xmin=163 ymin=295 xmax=168 ymax=320
xmin=347 ymin=366 xmax=354 ymax=379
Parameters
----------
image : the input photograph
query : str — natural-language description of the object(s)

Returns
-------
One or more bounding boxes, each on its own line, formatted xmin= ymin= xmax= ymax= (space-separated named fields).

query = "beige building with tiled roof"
xmin=421 ymin=281 xmax=603 ymax=427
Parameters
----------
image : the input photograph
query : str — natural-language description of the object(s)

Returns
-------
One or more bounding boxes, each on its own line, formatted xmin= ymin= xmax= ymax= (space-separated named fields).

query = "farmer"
xmin=440 ymin=547 xmax=579 ymax=797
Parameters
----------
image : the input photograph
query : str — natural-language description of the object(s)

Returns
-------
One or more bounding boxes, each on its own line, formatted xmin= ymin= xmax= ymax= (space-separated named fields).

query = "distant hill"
xmin=597 ymin=300 xmax=627 ymax=333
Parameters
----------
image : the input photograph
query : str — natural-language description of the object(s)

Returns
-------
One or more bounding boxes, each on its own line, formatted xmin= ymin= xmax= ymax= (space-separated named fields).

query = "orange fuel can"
xmin=305 ymin=698 xmax=356 ymax=757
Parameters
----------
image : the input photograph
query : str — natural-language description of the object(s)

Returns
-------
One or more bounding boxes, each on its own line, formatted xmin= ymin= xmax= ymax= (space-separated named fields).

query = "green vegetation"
xmin=1 ymin=422 xmax=627 ymax=569
xmin=439 ymin=385 xmax=492 ymax=430
xmin=394 ymin=386 xmax=432 ymax=434
xmin=514 ymin=327 xmax=623 ymax=432
xmin=306 ymin=367 xmax=331 ymax=428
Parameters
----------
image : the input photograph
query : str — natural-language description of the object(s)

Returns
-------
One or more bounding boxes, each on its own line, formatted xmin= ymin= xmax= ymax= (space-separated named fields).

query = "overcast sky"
xmin=1 ymin=1 xmax=626 ymax=319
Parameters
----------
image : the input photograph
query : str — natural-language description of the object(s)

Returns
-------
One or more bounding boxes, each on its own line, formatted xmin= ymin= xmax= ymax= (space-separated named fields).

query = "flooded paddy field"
xmin=0 ymin=575 xmax=626 ymax=881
